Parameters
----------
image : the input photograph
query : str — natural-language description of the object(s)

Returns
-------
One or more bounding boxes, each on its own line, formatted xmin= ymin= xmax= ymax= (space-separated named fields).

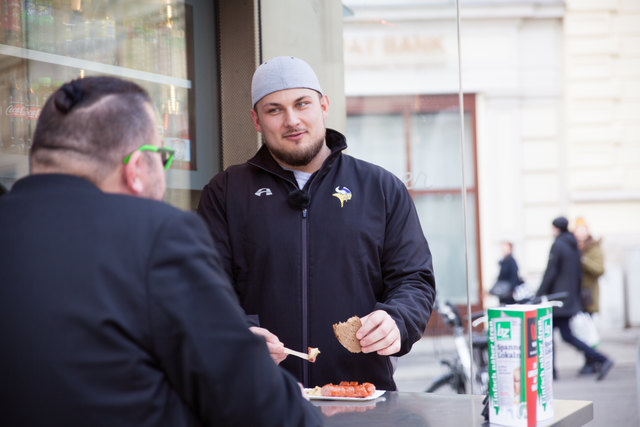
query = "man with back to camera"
xmin=536 ymin=216 xmax=613 ymax=381
xmin=0 ymin=76 xmax=321 ymax=426
xmin=197 ymin=56 xmax=436 ymax=390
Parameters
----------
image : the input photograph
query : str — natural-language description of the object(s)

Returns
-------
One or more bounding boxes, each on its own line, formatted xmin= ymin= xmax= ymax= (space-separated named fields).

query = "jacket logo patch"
xmin=255 ymin=188 xmax=273 ymax=196
xmin=332 ymin=186 xmax=352 ymax=208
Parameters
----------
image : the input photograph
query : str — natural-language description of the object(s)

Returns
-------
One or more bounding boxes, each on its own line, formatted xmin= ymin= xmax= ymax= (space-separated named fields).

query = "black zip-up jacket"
xmin=536 ymin=231 xmax=583 ymax=318
xmin=198 ymin=129 xmax=436 ymax=390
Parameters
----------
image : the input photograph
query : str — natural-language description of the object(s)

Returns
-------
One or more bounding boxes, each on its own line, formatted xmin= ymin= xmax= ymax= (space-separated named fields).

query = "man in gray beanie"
xmin=197 ymin=56 xmax=436 ymax=391
xmin=537 ymin=216 xmax=613 ymax=381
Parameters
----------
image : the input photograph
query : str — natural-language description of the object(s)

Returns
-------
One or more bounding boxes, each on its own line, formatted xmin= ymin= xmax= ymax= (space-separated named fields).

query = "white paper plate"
xmin=304 ymin=389 xmax=386 ymax=401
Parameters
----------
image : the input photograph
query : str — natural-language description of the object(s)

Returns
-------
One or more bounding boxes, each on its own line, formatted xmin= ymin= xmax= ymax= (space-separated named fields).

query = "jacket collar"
xmin=247 ymin=128 xmax=347 ymax=184
xmin=12 ymin=174 xmax=102 ymax=194
xmin=556 ymin=231 xmax=579 ymax=249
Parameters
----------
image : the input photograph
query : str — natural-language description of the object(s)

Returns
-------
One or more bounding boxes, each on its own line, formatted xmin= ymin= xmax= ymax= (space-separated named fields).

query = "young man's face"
xmin=251 ymin=88 xmax=329 ymax=169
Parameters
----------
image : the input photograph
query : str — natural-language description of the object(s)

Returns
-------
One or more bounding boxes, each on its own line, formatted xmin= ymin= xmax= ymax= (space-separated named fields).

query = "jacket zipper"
xmin=301 ymin=207 xmax=309 ymax=386
xmin=247 ymin=159 xmax=326 ymax=387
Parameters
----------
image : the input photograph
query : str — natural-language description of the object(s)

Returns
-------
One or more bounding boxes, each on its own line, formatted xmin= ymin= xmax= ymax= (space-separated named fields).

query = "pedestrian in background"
xmin=536 ymin=216 xmax=613 ymax=381
xmin=492 ymin=240 xmax=523 ymax=304
xmin=574 ymin=217 xmax=605 ymax=375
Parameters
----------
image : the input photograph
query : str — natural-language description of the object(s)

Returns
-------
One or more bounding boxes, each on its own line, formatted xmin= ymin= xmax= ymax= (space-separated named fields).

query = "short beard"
xmin=265 ymin=132 xmax=326 ymax=167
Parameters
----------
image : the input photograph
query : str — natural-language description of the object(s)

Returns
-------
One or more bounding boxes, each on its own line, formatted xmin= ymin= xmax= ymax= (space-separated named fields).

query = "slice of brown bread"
xmin=332 ymin=316 xmax=362 ymax=353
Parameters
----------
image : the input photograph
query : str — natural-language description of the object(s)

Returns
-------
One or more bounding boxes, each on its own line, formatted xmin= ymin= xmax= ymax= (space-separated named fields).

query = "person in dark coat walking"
xmin=536 ymin=216 xmax=613 ymax=381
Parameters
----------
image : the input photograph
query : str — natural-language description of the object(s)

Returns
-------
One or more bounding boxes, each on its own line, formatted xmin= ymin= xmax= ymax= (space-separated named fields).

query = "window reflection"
xmin=346 ymin=95 xmax=480 ymax=306
xmin=346 ymin=114 xmax=406 ymax=180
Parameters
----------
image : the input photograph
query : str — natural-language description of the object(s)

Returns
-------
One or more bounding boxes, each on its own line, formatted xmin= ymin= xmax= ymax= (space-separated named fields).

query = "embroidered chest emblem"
xmin=332 ymin=186 xmax=352 ymax=208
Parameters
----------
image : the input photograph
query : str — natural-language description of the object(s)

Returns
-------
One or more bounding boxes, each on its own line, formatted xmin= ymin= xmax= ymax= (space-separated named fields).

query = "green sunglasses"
xmin=123 ymin=144 xmax=175 ymax=170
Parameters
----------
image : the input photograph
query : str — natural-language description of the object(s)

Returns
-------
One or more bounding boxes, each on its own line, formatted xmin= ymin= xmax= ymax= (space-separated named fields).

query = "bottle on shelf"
xmin=0 ymin=80 xmax=6 ymax=150
xmin=5 ymin=71 xmax=28 ymax=154
xmin=155 ymin=2 xmax=188 ymax=79
xmin=26 ymin=82 xmax=40 ymax=151
xmin=2 ymin=0 xmax=23 ymax=47
xmin=60 ymin=7 xmax=81 ymax=57
xmin=156 ymin=3 xmax=173 ymax=76
xmin=24 ymin=0 xmax=38 ymax=50
xmin=61 ymin=0 xmax=92 ymax=60
xmin=143 ymin=20 xmax=158 ymax=73
xmin=161 ymin=85 xmax=190 ymax=164
xmin=173 ymin=27 xmax=187 ymax=80
xmin=38 ymin=76 xmax=54 ymax=106
xmin=92 ymin=2 xmax=117 ymax=65
xmin=130 ymin=23 xmax=145 ymax=71
xmin=53 ymin=0 xmax=68 ymax=54
xmin=75 ymin=0 xmax=93 ymax=60
xmin=36 ymin=0 xmax=56 ymax=53
xmin=119 ymin=1 xmax=143 ymax=71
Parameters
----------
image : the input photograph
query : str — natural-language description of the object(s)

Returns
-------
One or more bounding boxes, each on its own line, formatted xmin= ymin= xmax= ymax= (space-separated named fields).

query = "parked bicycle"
xmin=426 ymin=291 xmax=568 ymax=396
xmin=425 ymin=300 xmax=488 ymax=394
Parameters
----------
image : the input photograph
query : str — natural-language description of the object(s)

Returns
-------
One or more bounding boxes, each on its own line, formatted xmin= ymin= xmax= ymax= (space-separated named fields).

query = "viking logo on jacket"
xmin=332 ymin=186 xmax=352 ymax=208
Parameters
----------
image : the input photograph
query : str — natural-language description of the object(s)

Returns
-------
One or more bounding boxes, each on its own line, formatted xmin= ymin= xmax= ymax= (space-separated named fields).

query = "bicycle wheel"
xmin=426 ymin=373 xmax=455 ymax=392
xmin=425 ymin=372 xmax=466 ymax=394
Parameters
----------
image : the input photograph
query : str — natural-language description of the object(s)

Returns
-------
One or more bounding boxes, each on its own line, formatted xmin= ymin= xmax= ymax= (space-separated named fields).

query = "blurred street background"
xmin=395 ymin=326 xmax=640 ymax=426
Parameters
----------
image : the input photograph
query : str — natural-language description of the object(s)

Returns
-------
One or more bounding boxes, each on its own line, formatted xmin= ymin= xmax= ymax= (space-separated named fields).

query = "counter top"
xmin=313 ymin=392 xmax=593 ymax=427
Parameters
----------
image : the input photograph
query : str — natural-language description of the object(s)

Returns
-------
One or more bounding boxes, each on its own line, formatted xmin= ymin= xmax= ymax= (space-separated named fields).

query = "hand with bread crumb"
xmin=249 ymin=326 xmax=287 ymax=364
xmin=357 ymin=310 xmax=401 ymax=356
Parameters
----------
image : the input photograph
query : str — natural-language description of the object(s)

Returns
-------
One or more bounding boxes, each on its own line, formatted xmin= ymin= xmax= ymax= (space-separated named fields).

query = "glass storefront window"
xmin=410 ymin=111 xmax=475 ymax=190
xmin=414 ymin=192 xmax=479 ymax=304
xmin=0 ymin=0 xmax=198 ymax=199
xmin=410 ymin=109 xmax=478 ymax=304
xmin=343 ymin=1 xmax=482 ymax=317
xmin=345 ymin=114 xmax=406 ymax=180
xmin=346 ymin=94 xmax=480 ymax=307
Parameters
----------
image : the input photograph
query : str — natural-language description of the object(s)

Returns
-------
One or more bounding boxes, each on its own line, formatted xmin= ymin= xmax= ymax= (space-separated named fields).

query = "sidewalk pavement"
xmin=394 ymin=326 xmax=640 ymax=426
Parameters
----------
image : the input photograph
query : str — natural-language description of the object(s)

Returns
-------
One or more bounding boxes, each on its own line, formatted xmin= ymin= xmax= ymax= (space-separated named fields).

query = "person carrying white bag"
xmin=573 ymin=217 xmax=606 ymax=374
xmin=536 ymin=216 xmax=613 ymax=381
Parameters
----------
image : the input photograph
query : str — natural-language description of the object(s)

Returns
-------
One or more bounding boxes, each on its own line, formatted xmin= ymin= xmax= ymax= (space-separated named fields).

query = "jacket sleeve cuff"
xmin=246 ymin=314 xmax=260 ymax=327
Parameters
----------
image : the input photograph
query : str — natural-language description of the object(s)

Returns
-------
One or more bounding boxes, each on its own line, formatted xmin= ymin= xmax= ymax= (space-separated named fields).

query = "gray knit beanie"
xmin=251 ymin=56 xmax=323 ymax=107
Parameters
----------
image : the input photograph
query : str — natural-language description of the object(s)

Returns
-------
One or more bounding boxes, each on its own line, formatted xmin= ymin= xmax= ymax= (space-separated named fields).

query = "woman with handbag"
xmin=490 ymin=241 xmax=523 ymax=304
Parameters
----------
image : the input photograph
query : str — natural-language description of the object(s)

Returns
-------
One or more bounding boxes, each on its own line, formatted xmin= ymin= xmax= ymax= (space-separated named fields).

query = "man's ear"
xmin=250 ymin=108 xmax=262 ymax=133
xmin=123 ymin=151 xmax=145 ymax=195
xmin=320 ymin=95 xmax=330 ymax=120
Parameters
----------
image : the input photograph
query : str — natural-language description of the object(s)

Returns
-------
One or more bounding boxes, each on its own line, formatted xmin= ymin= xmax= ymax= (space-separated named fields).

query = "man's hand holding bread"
xmin=334 ymin=311 xmax=401 ymax=356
